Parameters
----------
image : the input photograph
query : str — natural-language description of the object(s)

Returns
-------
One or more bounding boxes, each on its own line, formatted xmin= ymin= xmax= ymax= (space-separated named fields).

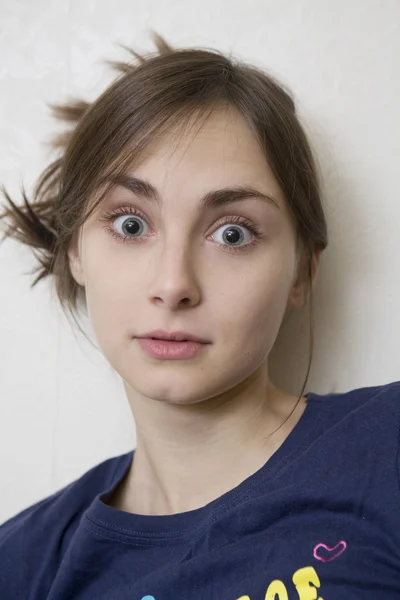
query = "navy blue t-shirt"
xmin=1 ymin=381 xmax=400 ymax=599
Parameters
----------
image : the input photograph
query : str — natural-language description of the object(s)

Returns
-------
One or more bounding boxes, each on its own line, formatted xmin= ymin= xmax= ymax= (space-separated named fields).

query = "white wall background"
xmin=0 ymin=0 xmax=399 ymax=524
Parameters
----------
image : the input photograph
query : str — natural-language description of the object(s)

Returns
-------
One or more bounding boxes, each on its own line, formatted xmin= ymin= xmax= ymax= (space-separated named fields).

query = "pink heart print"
xmin=313 ymin=540 xmax=347 ymax=563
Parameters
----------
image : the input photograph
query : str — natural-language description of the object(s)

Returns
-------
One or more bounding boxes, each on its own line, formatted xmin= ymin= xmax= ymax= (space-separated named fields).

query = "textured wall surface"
xmin=0 ymin=0 xmax=399 ymax=523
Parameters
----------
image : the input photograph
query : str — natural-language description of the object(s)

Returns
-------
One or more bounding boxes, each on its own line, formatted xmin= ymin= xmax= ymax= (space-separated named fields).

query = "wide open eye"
xmin=99 ymin=206 xmax=151 ymax=244
xmin=209 ymin=215 xmax=264 ymax=253
xmin=212 ymin=223 xmax=254 ymax=248
xmin=112 ymin=214 xmax=149 ymax=239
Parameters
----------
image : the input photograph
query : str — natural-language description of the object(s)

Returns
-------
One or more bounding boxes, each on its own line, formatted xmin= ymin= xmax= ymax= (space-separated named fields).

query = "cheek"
xmin=82 ymin=253 xmax=138 ymax=347
xmin=216 ymin=257 xmax=295 ymax=357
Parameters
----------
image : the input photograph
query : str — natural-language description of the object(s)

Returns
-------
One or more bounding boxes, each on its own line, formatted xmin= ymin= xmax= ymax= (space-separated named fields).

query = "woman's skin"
xmin=68 ymin=106 xmax=321 ymax=516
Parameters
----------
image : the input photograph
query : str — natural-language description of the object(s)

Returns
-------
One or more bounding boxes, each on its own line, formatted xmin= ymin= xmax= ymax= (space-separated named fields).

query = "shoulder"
xmin=306 ymin=380 xmax=400 ymax=475
xmin=0 ymin=450 xmax=132 ymax=594
xmin=0 ymin=450 xmax=132 ymax=539
xmin=308 ymin=379 xmax=400 ymax=420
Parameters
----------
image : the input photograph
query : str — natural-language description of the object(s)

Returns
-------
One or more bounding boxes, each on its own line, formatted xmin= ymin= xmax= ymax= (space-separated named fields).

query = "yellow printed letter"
xmin=292 ymin=566 xmax=323 ymax=600
xmin=265 ymin=580 xmax=289 ymax=600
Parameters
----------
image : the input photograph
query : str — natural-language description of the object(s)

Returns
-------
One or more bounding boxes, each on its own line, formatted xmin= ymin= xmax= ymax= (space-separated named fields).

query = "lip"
xmin=137 ymin=338 xmax=207 ymax=360
xmin=137 ymin=329 xmax=209 ymax=343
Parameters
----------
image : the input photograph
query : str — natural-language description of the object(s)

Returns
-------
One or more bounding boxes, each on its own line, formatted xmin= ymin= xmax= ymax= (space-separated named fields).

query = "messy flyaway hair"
xmin=0 ymin=31 xmax=328 ymax=404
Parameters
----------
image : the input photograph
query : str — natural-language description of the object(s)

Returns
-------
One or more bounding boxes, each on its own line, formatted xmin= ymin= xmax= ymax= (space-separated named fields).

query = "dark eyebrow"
xmin=105 ymin=174 xmax=281 ymax=211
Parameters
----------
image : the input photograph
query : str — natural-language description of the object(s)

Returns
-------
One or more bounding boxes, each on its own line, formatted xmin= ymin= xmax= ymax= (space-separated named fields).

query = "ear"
xmin=67 ymin=235 xmax=85 ymax=287
xmin=286 ymin=248 xmax=322 ymax=309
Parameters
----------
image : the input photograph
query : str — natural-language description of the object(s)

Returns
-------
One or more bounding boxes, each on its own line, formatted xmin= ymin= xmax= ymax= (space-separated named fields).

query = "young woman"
xmin=0 ymin=32 xmax=399 ymax=599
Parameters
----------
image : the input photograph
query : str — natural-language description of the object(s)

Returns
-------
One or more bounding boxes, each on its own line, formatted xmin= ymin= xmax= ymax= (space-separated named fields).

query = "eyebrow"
xmin=105 ymin=174 xmax=281 ymax=211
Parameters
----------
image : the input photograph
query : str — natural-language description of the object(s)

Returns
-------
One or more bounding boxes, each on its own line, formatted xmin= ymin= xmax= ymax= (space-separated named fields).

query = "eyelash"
xmin=98 ymin=205 xmax=265 ymax=254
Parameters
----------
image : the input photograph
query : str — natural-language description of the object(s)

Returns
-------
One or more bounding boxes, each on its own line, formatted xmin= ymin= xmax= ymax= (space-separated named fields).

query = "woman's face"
xmin=69 ymin=108 xmax=307 ymax=405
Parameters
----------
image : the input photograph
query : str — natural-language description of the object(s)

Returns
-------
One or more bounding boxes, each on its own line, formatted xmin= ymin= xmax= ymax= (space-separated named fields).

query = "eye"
xmin=210 ymin=215 xmax=265 ymax=253
xmin=212 ymin=222 xmax=254 ymax=248
xmin=112 ymin=214 xmax=149 ymax=239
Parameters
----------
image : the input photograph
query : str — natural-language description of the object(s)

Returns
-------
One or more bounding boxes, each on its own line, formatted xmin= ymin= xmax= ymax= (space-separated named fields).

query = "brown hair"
xmin=0 ymin=31 xmax=328 ymax=406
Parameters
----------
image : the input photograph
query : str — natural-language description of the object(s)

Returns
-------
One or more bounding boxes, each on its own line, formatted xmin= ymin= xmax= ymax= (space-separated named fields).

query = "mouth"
xmin=136 ymin=336 xmax=208 ymax=359
xmin=138 ymin=330 xmax=210 ymax=344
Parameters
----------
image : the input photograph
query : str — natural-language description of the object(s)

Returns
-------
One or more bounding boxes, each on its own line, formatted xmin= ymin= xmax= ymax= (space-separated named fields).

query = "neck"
xmin=109 ymin=372 xmax=306 ymax=516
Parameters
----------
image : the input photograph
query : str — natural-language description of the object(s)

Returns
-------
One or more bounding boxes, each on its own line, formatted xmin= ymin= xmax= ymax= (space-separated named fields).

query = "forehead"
xmin=129 ymin=108 xmax=284 ymax=202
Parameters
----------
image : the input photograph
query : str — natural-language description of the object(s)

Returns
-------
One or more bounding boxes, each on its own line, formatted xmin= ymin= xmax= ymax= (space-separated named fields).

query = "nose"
xmin=147 ymin=242 xmax=201 ymax=309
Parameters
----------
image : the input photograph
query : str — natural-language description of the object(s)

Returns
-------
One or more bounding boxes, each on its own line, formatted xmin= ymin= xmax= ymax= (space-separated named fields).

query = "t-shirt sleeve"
xmin=0 ymin=502 xmax=40 ymax=598
xmin=0 ymin=456 xmax=118 ymax=598
xmin=0 ymin=488 xmax=71 ymax=598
